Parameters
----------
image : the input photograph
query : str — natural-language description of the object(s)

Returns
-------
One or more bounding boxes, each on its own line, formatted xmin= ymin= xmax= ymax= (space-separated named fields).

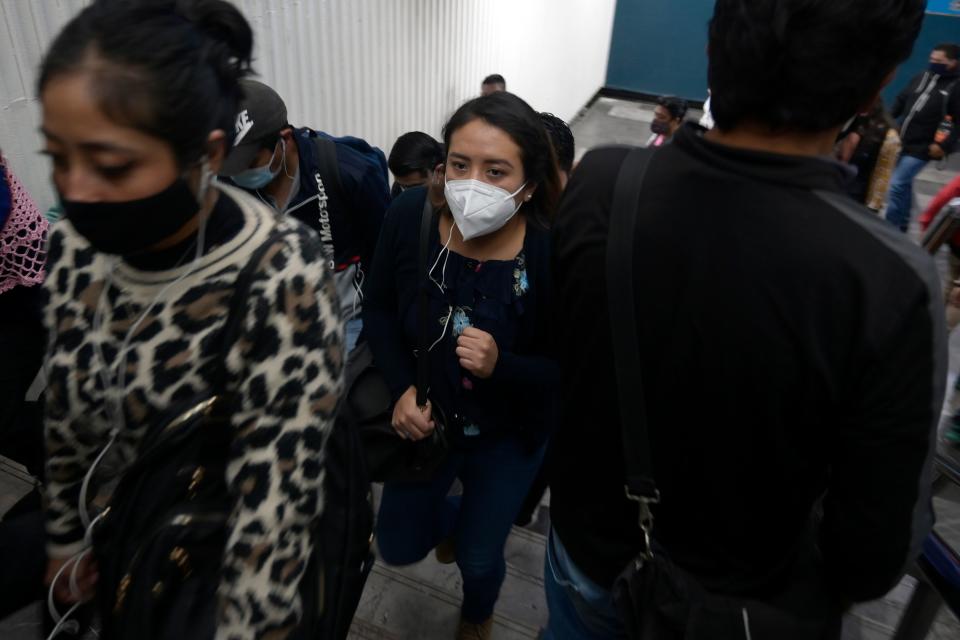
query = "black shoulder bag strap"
xmin=416 ymin=194 xmax=434 ymax=407
xmin=314 ymin=136 xmax=346 ymax=201
xmin=606 ymin=147 xmax=658 ymax=556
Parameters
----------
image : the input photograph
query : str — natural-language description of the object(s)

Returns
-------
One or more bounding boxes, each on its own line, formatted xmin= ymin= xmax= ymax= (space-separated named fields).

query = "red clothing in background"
xmin=919 ymin=175 xmax=960 ymax=248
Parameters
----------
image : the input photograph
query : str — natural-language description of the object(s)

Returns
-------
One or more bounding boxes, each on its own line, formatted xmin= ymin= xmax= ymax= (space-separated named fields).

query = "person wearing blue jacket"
xmin=221 ymin=79 xmax=390 ymax=352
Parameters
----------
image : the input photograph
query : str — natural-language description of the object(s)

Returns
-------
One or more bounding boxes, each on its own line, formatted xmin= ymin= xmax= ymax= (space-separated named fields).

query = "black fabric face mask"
xmin=929 ymin=62 xmax=950 ymax=76
xmin=62 ymin=176 xmax=205 ymax=256
xmin=650 ymin=121 xmax=671 ymax=136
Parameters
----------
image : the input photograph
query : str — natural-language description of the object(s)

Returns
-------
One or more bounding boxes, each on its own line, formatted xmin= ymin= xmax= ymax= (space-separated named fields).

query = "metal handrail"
xmin=891 ymin=453 xmax=960 ymax=639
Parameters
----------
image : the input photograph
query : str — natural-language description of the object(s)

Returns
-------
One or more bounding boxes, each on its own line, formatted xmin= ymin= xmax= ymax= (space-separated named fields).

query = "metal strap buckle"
xmin=625 ymin=485 xmax=660 ymax=560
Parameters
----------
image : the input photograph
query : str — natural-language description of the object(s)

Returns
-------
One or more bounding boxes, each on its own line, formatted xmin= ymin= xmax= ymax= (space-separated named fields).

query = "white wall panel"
xmin=0 ymin=0 xmax=88 ymax=211
xmin=1 ymin=0 xmax=616 ymax=210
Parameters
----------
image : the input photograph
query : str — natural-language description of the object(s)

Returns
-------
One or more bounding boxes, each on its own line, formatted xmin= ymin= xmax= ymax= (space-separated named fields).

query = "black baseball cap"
xmin=220 ymin=79 xmax=289 ymax=177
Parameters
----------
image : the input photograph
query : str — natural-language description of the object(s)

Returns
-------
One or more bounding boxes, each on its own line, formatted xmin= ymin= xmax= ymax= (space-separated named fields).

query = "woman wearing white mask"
xmin=363 ymin=92 xmax=562 ymax=639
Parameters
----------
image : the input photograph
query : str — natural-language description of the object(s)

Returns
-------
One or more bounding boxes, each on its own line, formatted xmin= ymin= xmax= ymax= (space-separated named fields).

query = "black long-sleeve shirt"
xmin=363 ymin=187 xmax=557 ymax=448
xmin=550 ymin=125 xmax=946 ymax=606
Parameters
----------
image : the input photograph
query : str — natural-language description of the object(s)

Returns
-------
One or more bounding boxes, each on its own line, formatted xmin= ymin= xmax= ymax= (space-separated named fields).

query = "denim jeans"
xmin=884 ymin=154 xmax=928 ymax=232
xmin=376 ymin=436 xmax=545 ymax=623
xmin=345 ymin=317 xmax=363 ymax=355
xmin=543 ymin=529 xmax=627 ymax=640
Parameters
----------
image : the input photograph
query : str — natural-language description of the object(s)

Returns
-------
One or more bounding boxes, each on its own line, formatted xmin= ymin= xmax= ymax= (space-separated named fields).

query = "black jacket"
xmin=363 ymin=187 xmax=558 ymax=449
xmin=550 ymin=125 xmax=945 ymax=609
xmin=892 ymin=69 xmax=960 ymax=159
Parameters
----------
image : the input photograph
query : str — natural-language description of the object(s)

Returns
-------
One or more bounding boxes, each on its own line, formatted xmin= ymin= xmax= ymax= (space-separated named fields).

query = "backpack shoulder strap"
xmin=606 ymin=147 xmax=657 ymax=502
xmin=314 ymin=135 xmax=345 ymax=201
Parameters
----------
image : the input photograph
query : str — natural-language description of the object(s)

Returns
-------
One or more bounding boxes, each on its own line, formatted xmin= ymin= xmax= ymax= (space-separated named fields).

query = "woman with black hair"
xmin=363 ymin=92 xmax=561 ymax=639
xmin=37 ymin=1 xmax=343 ymax=637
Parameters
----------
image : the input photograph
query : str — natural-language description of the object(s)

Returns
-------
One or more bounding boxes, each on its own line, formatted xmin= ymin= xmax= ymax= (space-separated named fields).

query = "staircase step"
xmin=354 ymin=559 xmax=543 ymax=639
xmin=0 ymin=456 xmax=35 ymax=518
xmin=353 ymin=524 xmax=548 ymax=638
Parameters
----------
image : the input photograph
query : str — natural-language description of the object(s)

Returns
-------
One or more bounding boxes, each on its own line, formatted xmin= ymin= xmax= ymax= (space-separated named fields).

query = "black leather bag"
xmin=92 ymin=393 xmax=231 ymax=640
xmin=348 ymin=194 xmax=448 ymax=483
xmin=92 ymin=232 xmax=280 ymax=639
xmin=306 ymin=389 xmax=376 ymax=640
xmin=93 ymin=230 xmax=374 ymax=640
xmin=613 ymin=553 xmax=829 ymax=640
xmin=606 ymin=149 xmax=835 ymax=640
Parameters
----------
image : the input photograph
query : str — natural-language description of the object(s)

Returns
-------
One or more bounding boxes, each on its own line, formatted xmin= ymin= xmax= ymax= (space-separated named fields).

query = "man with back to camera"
xmin=885 ymin=43 xmax=960 ymax=232
xmin=220 ymin=79 xmax=390 ymax=354
xmin=481 ymin=74 xmax=506 ymax=96
xmin=547 ymin=1 xmax=944 ymax=638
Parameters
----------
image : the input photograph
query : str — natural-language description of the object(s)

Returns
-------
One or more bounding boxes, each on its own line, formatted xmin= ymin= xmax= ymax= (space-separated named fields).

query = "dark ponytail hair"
xmin=442 ymin=92 xmax=563 ymax=226
xmin=38 ymin=0 xmax=253 ymax=166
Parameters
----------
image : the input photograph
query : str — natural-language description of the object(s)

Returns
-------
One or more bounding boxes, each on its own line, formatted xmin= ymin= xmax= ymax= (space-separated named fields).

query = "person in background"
xmin=510 ymin=111 xmax=576 ymax=530
xmin=539 ymin=112 xmax=575 ymax=188
xmin=481 ymin=74 xmax=507 ymax=96
xmin=919 ymin=173 xmax=960 ymax=446
xmin=36 ymin=1 xmax=344 ymax=636
xmin=919 ymin=174 xmax=960 ymax=299
xmin=548 ymin=0 xmax=940 ymax=638
xmin=388 ymin=131 xmax=444 ymax=199
xmin=0 ymin=153 xmax=48 ymax=476
xmin=0 ymin=152 xmax=50 ymax=620
xmin=220 ymin=79 xmax=390 ymax=354
xmin=885 ymin=43 xmax=960 ymax=231
xmin=364 ymin=91 xmax=561 ymax=640
xmin=836 ymin=99 xmax=902 ymax=211
xmin=647 ymin=96 xmax=688 ymax=147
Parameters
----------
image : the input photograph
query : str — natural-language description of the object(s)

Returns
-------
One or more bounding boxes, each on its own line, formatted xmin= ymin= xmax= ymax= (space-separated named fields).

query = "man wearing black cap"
xmin=221 ymin=79 xmax=391 ymax=353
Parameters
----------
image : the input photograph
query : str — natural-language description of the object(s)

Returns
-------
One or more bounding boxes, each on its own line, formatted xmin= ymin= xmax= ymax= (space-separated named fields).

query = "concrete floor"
xmin=3 ymin=96 xmax=960 ymax=639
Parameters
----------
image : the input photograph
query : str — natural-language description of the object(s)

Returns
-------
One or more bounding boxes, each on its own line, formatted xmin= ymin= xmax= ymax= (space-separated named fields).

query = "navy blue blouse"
xmin=363 ymin=187 xmax=557 ymax=449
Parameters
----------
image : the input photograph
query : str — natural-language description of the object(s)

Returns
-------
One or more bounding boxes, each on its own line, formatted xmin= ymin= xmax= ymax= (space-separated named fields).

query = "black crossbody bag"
xmin=344 ymin=194 xmax=448 ymax=483
xmin=607 ymin=149 xmax=836 ymax=640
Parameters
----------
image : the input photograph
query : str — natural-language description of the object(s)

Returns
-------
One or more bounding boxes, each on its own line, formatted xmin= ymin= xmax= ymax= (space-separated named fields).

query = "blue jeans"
xmin=345 ymin=317 xmax=363 ymax=354
xmin=376 ymin=436 xmax=545 ymax=623
xmin=544 ymin=529 xmax=626 ymax=640
xmin=885 ymin=154 xmax=928 ymax=232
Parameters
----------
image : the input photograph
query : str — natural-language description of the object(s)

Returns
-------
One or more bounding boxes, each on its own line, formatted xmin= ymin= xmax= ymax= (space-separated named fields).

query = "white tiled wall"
xmin=0 ymin=0 xmax=616 ymax=210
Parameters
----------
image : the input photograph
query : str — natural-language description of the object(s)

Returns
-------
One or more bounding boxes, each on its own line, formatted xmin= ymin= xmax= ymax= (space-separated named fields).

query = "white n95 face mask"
xmin=444 ymin=179 xmax=527 ymax=241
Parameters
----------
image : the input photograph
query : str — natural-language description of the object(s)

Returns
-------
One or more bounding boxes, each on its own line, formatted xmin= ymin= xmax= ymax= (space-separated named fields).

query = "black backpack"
xmin=303 ymin=398 xmax=375 ymax=640
xmin=92 ymin=230 xmax=374 ymax=639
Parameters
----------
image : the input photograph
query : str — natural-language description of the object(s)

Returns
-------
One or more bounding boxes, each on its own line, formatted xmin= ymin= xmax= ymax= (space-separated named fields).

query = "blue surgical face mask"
xmin=930 ymin=62 xmax=950 ymax=76
xmin=233 ymin=141 xmax=282 ymax=189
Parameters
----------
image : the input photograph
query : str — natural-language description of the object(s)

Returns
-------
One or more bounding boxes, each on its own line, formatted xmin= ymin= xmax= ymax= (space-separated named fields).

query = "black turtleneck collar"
xmin=672 ymin=123 xmax=855 ymax=193
xmin=124 ymin=191 xmax=245 ymax=272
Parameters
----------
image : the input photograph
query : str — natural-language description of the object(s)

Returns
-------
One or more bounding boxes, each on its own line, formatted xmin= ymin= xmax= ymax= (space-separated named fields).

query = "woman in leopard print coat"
xmin=37 ymin=1 xmax=343 ymax=638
